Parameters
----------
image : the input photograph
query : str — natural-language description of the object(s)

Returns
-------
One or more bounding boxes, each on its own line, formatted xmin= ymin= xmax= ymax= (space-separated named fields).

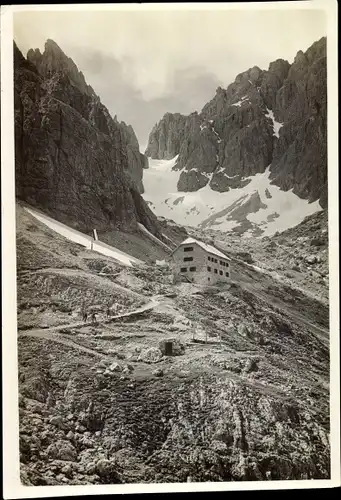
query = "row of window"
xmin=208 ymin=256 xmax=218 ymax=263
xmin=180 ymin=266 xmax=229 ymax=277
xmin=207 ymin=266 xmax=229 ymax=277
xmin=183 ymin=256 xmax=229 ymax=266
xmin=184 ymin=246 xmax=193 ymax=252
xmin=208 ymin=255 xmax=229 ymax=267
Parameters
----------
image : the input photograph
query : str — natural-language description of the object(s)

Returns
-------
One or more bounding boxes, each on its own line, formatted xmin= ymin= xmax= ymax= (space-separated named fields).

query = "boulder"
xmin=109 ymin=362 xmax=122 ymax=372
xmin=49 ymin=415 xmax=66 ymax=429
xmin=152 ymin=368 xmax=164 ymax=377
xmin=237 ymin=324 xmax=250 ymax=338
xmin=61 ymin=464 xmax=73 ymax=477
xmin=310 ymin=237 xmax=325 ymax=247
xmin=244 ymin=358 xmax=259 ymax=373
xmin=224 ymin=359 xmax=242 ymax=373
xmin=138 ymin=347 xmax=163 ymax=364
xmin=91 ymin=458 xmax=120 ymax=482
xmin=46 ymin=440 xmax=77 ymax=461
xmin=305 ymin=255 xmax=317 ymax=265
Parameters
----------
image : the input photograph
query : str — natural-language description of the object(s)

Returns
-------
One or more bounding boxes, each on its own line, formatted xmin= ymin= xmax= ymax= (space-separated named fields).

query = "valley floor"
xmin=16 ymin=204 xmax=330 ymax=485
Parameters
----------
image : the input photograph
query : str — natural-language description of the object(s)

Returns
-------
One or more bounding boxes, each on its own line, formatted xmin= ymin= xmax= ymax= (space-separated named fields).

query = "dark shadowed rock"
xmin=269 ymin=38 xmax=327 ymax=207
xmin=15 ymin=41 xmax=158 ymax=235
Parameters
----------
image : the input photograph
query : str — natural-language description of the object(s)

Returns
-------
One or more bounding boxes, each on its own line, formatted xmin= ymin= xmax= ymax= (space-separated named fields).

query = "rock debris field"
xmin=16 ymin=205 xmax=330 ymax=485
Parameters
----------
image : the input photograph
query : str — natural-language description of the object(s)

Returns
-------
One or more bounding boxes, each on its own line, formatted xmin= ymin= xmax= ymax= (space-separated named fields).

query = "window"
xmin=189 ymin=266 xmax=196 ymax=272
xmin=219 ymin=260 xmax=223 ymax=266
xmin=226 ymin=262 xmax=229 ymax=268
xmin=208 ymin=256 xmax=211 ymax=261
xmin=208 ymin=277 xmax=210 ymax=281
xmin=225 ymin=272 xmax=229 ymax=277
xmin=214 ymin=269 xmax=218 ymax=274
xmin=184 ymin=246 xmax=193 ymax=252
xmin=184 ymin=256 xmax=193 ymax=262
xmin=219 ymin=270 xmax=223 ymax=275
xmin=207 ymin=266 xmax=211 ymax=272
xmin=215 ymin=259 xmax=218 ymax=263
xmin=180 ymin=267 xmax=187 ymax=272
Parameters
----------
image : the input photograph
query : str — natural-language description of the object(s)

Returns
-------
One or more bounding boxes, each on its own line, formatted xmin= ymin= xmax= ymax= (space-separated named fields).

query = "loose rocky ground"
xmin=190 ymin=210 xmax=329 ymax=305
xmin=16 ymin=205 xmax=330 ymax=485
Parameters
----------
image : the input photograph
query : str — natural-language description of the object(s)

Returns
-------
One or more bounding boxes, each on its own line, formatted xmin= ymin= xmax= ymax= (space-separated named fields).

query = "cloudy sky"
xmin=13 ymin=6 xmax=326 ymax=150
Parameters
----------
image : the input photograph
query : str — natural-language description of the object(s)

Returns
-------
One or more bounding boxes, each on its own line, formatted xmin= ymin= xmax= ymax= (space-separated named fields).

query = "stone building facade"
xmin=170 ymin=237 xmax=231 ymax=285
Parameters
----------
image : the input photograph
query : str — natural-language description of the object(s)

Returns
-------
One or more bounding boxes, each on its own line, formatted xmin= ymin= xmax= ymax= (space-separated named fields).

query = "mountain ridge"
xmin=145 ymin=37 xmax=327 ymax=209
xmin=14 ymin=39 xmax=158 ymax=237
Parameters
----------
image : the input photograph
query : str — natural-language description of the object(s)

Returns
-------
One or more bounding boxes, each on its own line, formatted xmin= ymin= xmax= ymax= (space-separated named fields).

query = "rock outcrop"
xmin=14 ymin=40 xmax=157 ymax=235
xmin=145 ymin=113 xmax=188 ymax=160
xmin=269 ymin=39 xmax=327 ymax=206
xmin=145 ymin=38 xmax=327 ymax=208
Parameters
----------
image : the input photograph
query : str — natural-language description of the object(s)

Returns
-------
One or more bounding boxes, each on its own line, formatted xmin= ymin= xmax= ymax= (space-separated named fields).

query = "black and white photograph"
xmin=1 ymin=1 xmax=340 ymax=496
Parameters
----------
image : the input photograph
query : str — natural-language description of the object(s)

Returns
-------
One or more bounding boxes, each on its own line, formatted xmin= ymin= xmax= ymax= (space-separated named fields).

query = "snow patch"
xmin=211 ymin=125 xmax=222 ymax=144
xmin=24 ymin=207 xmax=141 ymax=267
xmin=224 ymin=174 xmax=239 ymax=179
xmin=137 ymin=222 xmax=172 ymax=252
xmin=162 ymin=233 xmax=177 ymax=246
xmin=231 ymin=95 xmax=249 ymax=107
xmin=265 ymin=108 xmax=283 ymax=138
xmin=143 ymin=159 xmax=322 ymax=237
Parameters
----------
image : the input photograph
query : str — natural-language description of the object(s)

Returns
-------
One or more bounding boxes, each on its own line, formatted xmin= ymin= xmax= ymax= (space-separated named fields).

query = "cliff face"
xmin=269 ymin=40 xmax=327 ymax=206
xmin=145 ymin=113 xmax=188 ymax=160
xmin=145 ymin=38 xmax=327 ymax=208
xmin=14 ymin=40 xmax=156 ymax=235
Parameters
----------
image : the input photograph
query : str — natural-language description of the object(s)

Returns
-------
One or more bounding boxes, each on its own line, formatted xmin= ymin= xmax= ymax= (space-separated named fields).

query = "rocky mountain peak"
xmin=27 ymin=38 xmax=93 ymax=96
xmin=294 ymin=49 xmax=307 ymax=64
xmin=305 ymin=36 xmax=326 ymax=62
xmin=145 ymin=37 xmax=327 ymax=209
xmin=14 ymin=41 xmax=158 ymax=236
xmin=267 ymin=59 xmax=290 ymax=80
xmin=45 ymin=38 xmax=63 ymax=51
xmin=144 ymin=112 xmax=189 ymax=160
xmin=235 ymin=65 xmax=263 ymax=85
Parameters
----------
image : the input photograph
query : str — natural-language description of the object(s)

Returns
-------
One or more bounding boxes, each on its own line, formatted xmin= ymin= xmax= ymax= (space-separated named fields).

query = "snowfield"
xmin=142 ymin=158 xmax=322 ymax=237
xmin=24 ymin=206 xmax=141 ymax=267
